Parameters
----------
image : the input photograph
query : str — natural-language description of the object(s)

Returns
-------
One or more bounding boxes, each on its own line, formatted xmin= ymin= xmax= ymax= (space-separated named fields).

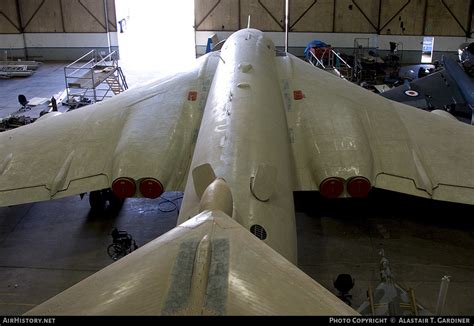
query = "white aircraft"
xmin=1 ymin=28 xmax=473 ymax=315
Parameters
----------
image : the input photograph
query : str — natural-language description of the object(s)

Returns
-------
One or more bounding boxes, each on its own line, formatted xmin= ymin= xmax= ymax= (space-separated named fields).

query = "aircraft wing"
xmin=380 ymin=57 xmax=474 ymax=123
xmin=380 ymin=69 xmax=465 ymax=110
xmin=25 ymin=209 xmax=357 ymax=315
xmin=277 ymin=54 xmax=474 ymax=205
xmin=0 ymin=53 xmax=219 ymax=207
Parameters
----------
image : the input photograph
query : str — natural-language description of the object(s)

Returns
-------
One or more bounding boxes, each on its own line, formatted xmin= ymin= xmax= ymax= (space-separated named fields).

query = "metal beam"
xmin=258 ymin=0 xmax=285 ymax=31
xmin=285 ymin=0 xmax=289 ymax=51
xmin=289 ymin=0 xmax=317 ymax=30
xmin=422 ymin=0 xmax=428 ymax=35
xmin=14 ymin=0 xmax=22 ymax=31
xmin=58 ymin=0 xmax=66 ymax=32
xmin=105 ymin=0 xmax=116 ymax=31
xmin=78 ymin=0 xmax=107 ymax=31
xmin=195 ymin=0 xmax=221 ymax=30
xmin=0 ymin=10 xmax=21 ymax=32
xmin=15 ymin=0 xmax=28 ymax=59
xmin=352 ymin=0 xmax=378 ymax=33
xmin=238 ymin=0 xmax=241 ymax=29
xmin=22 ymin=0 xmax=46 ymax=31
xmin=380 ymin=0 xmax=411 ymax=32
xmin=467 ymin=0 xmax=473 ymax=38
xmin=377 ymin=0 xmax=382 ymax=32
xmin=441 ymin=0 xmax=469 ymax=35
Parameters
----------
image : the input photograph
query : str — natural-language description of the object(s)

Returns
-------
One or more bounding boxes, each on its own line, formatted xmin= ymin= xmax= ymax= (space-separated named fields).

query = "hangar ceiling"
xmin=0 ymin=0 xmax=117 ymax=34
xmin=195 ymin=0 xmax=473 ymax=37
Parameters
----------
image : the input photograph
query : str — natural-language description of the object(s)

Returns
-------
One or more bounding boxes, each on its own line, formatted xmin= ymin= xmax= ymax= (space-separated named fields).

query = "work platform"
xmin=64 ymin=50 xmax=128 ymax=108
xmin=306 ymin=46 xmax=353 ymax=81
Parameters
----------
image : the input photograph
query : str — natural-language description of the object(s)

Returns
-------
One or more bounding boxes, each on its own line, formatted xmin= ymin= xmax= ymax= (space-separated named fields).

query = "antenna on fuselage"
xmin=247 ymin=15 xmax=251 ymax=29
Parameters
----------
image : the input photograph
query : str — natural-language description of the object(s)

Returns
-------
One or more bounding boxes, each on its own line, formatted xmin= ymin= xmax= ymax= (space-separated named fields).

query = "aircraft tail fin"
xmin=247 ymin=15 xmax=251 ymax=29
xmin=443 ymin=56 xmax=474 ymax=124
xmin=25 ymin=210 xmax=359 ymax=316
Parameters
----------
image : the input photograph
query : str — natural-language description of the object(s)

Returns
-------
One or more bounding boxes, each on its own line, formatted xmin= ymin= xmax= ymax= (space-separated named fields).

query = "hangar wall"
xmin=0 ymin=0 xmax=118 ymax=60
xmin=195 ymin=0 xmax=474 ymax=63
xmin=1 ymin=1 xmax=472 ymax=62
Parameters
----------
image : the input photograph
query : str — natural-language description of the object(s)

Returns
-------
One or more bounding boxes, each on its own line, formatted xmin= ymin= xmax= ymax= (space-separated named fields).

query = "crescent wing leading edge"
xmin=0 ymin=53 xmax=220 ymax=207
xmin=278 ymin=54 xmax=474 ymax=205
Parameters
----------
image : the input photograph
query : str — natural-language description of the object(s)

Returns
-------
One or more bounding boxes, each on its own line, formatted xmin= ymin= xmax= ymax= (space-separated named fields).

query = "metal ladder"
xmin=64 ymin=50 xmax=128 ymax=109
xmin=307 ymin=48 xmax=353 ymax=81
xmin=106 ymin=67 xmax=128 ymax=95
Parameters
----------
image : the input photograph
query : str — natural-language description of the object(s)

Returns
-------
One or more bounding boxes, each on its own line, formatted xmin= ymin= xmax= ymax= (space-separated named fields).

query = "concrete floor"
xmin=295 ymin=191 xmax=474 ymax=316
xmin=0 ymin=194 xmax=182 ymax=315
xmin=0 ymin=60 xmax=167 ymax=118
xmin=0 ymin=63 xmax=473 ymax=316
xmin=0 ymin=62 xmax=67 ymax=117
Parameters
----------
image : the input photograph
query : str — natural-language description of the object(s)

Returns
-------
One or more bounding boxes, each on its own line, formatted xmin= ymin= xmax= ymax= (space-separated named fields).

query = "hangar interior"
xmin=195 ymin=0 xmax=473 ymax=59
xmin=0 ymin=0 xmax=473 ymax=316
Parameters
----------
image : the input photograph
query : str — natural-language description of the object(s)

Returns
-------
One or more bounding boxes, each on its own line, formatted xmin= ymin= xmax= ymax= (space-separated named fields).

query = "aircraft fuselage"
xmin=178 ymin=29 xmax=297 ymax=263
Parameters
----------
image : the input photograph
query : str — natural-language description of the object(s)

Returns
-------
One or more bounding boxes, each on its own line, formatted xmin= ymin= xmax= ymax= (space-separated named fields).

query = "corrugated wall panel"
xmin=61 ymin=0 xmax=116 ymax=33
xmin=195 ymin=0 xmax=473 ymax=37
xmin=195 ymin=0 xmax=239 ymax=31
xmin=379 ymin=0 xmax=426 ymax=35
xmin=0 ymin=0 xmax=20 ymax=33
xmin=0 ymin=0 xmax=117 ymax=34
xmin=289 ymin=0 xmax=334 ymax=32
xmin=334 ymin=0 xmax=380 ymax=33
xmin=20 ymin=0 xmax=63 ymax=33
xmin=240 ymin=0 xmax=285 ymax=31
xmin=425 ymin=0 xmax=471 ymax=36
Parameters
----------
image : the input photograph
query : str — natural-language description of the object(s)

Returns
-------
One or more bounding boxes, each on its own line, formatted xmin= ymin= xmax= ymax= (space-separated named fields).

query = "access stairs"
xmin=106 ymin=75 xmax=124 ymax=95
xmin=306 ymin=47 xmax=353 ymax=81
xmin=64 ymin=50 xmax=128 ymax=109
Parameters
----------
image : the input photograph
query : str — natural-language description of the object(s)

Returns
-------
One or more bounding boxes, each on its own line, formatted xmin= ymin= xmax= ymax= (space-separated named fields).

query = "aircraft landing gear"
xmin=89 ymin=189 xmax=124 ymax=212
